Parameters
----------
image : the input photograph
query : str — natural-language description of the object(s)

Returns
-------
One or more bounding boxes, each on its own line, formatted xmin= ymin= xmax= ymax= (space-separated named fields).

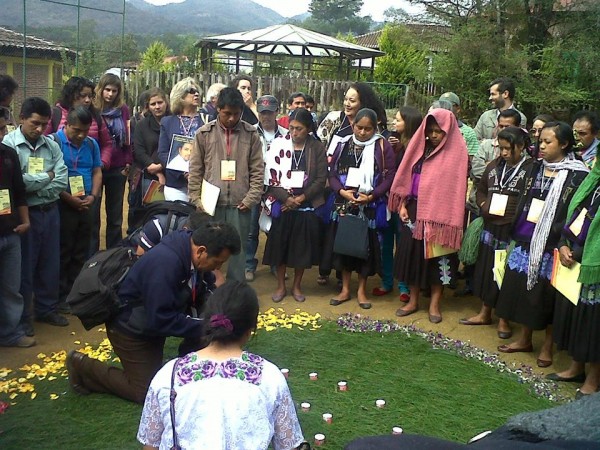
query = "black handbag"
xmin=333 ymin=211 xmax=369 ymax=260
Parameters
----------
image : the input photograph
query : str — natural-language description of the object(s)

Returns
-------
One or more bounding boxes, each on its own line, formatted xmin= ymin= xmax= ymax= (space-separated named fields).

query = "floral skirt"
xmin=553 ymin=283 xmax=600 ymax=363
xmin=495 ymin=242 xmax=556 ymax=330
xmin=393 ymin=199 xmax=458 ymax=288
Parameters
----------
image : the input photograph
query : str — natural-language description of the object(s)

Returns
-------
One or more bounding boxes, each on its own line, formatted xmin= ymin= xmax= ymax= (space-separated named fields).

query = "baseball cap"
xmin=439 ymin=92 xmax=460 ymax=106
xmin=257 ymin=95 xmax=279 ymax=112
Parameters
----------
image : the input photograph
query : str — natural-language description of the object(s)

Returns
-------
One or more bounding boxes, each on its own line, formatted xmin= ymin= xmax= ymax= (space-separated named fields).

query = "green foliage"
xmin=0 ymin=323 xmax=554 ymax=449
xmin=302 ymin=0 xmax=372 ymax=36
xmin=139 ymin=41 xmax=172 ymax=72
xmin=374 ymin=25 xmax=429 ymax=85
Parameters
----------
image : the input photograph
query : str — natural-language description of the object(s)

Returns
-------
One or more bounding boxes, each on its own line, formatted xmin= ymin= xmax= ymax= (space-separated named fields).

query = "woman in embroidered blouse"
xmin=326 ymin=108 xmax=396 ymax=309
xmin=459 ymin=127 xmax=533 ymax=336
xmin=495 ymin=122 xmax=589 ymax=367
xmin=263 ymin=108 xmax=327 ymax=303
xmin=92 ymin=72 xmax=132 ymax=250
xmin=549 ymin=160 xmax=600 ymax=398
xmin=157 ymin=77 xmax=204 ymax=201
xmin=137 ymin=281 xmax=305 ymax=450
xmin=388 ymin=109 xmax=468 ymax=323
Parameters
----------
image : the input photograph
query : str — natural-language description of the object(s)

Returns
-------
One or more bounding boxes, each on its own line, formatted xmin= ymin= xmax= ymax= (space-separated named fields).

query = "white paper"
xmin=345 ymin=167 xmax=362 ymax=188
xmin=200 ymin=179 xmax=220 ymax=216
xmin=489 ymin=193 xmax=509 ymax=217
xmin=289 ymin=170 xmax=305 ymax=189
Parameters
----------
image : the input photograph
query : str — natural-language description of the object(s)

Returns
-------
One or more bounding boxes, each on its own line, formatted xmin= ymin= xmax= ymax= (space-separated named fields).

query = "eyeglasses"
xmin=185 ymin=88 xmax=199 ymax=96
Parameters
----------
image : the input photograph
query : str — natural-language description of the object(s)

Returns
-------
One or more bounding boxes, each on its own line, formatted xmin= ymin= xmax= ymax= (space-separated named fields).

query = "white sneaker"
xmin=245 ymin=271 xmax=255 ymax=282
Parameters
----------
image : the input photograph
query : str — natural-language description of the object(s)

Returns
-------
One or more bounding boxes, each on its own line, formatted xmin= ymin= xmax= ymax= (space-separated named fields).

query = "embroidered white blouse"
xmin=137 ymin=351 xmax=304 ymax=450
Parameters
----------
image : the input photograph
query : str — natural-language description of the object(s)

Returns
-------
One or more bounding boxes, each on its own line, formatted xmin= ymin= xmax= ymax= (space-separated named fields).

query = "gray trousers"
xmin=213 ymin=206 xmax=251 ymax=282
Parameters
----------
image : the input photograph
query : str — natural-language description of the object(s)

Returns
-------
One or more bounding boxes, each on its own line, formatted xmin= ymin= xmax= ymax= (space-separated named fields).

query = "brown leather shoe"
xmin=66 ymin=350 xmax=90 ymax=395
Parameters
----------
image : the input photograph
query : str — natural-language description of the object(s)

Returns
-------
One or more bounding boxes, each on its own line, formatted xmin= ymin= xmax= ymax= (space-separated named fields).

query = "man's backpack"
xmin=66 ymin=247 xmax=139 ymax=330
xmin=124 ymin=200 xmax=197 ymax=249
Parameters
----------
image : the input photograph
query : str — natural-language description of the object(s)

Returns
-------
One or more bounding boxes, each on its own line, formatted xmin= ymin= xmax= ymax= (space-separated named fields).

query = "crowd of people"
xmin=1 ymin=70 xmax=600 ymax=447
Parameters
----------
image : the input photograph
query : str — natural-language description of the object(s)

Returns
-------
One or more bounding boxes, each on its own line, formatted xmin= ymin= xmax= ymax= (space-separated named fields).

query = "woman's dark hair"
xmin=201 ymin=280 xmax=259 ymax=345
xmin=398 ymin=106 xmax=423 ymax=145
xmin=348 ymin=82 xmax=387 ymax=130
xmin=497 ymin=126 xmax=530 ymax=155
xmin=289 ymin=107 xmax=313 ymax=130
xmin=58 ymin=76 xmax=95 ymax=109
xmin=0 ymin=75 xmax=18 ymax=105
xmin=192 ymin=220 xmax=241 ymax=257
xmin=67 ymin=106 xmax=93 ymax=126
xmin=542 ymin=121 xmax=576 ymax=154
xmin=216 ymin=87 xmax=244 ymax=110
xmin=229 ymin=75 xmax=253 ymax=90
xmin=532 ymin=114 xmax=554 ymax=125
xmin=354 ymin=108 xmax=378 ymax=129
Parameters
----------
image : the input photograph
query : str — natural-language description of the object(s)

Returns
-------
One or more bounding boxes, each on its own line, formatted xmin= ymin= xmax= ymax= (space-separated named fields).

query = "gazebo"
xmin=196 ymin=24 xmax=384 ymax=78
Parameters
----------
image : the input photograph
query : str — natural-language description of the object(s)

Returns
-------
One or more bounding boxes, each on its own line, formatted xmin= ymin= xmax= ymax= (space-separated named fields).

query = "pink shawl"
xmin=388 ymin=108 xmax=468 ymax=249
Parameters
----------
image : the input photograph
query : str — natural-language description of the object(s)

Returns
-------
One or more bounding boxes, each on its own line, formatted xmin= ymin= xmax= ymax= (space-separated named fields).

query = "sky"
xmin=145 ymin=0 xmax=418 ymax=22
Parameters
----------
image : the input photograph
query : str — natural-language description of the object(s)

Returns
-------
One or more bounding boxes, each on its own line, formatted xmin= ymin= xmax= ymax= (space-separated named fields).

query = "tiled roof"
xmin=0 ymin=26 xmax=76 ymax=58
xmin=357 ymin=23 xmax=452 ymax=53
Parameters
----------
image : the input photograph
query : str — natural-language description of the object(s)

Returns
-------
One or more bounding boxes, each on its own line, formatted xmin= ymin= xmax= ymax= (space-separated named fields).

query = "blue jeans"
xmin=381 ymin=213 xmax=408 ymax=292
xmin=20 ymin=204 xmax=61 ymax=321
xmin=245 ymin=204 xmax=260 ymax=272
xmin=0 ymin=233 xmax=26 ymax=345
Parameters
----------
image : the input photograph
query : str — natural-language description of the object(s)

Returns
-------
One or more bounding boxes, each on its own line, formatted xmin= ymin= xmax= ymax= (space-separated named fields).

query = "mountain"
xmin=0 ymin=0 xmax=286 ymax=37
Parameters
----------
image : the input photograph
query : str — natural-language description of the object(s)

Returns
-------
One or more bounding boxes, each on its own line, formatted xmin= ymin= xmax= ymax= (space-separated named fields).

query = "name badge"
xmin=527 ymin=198 xmax=545 ymax=224
xmin=0 ymin=189 xmax=11 ymax=215
xmin=489 ymin=193 xmax=509 ymax=217
xmin=345 ymin=167 xmax=362 ymax=188
xmin=289 ymin=170 xmax=305 ymax=189
xmin=221 ymin=160 xmax=236 ymax=181
xmin=69 ymin=176 xmax=85 ymax=197
xmin=28 ymin=157 xmax=45 ymax=174
xmin=569 ymin=208 xmax=588 ymax=237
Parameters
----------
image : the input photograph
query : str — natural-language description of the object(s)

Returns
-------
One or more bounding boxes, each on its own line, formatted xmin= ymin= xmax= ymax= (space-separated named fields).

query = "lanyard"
xmin=68 ymin=139 xmax=83 ymax=171
xmin=540 ymin=167 xmax=557 ymax=197
xmin=353 ymin=143 xmax=364 ymax=167
xmin=497 ymin=157 xmax=525 ymax=189
xmin=224 ymin=128 xmax=232 ymax=159
xmin=179 ymin=115 xmax=198 ymax=137
xmin=292 ymin=143 xmax=306 ymax=170
xmin=337 ymin=115 xmax=352 ymax=135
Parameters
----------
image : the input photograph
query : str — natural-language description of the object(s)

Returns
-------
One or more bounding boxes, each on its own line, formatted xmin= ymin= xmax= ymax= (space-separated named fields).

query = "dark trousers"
xmin=59 ymin=201 xmax=93 ymax=300
xmin=90 ymin=168 xmax=126 ymax=252
xmin=20 ymin=204 xmax=61 ymax=321
xmin=77 ymin=326 xmax=166 ymax=404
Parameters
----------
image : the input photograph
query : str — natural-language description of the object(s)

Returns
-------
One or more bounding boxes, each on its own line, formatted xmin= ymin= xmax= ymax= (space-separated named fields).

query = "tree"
xmin=139 ymin=41 xmax=172 ymax=72
xmin=374 ymin=25 xmax=429 ymax=85
xmin=302 ymin=0 xmax=372 ymax=36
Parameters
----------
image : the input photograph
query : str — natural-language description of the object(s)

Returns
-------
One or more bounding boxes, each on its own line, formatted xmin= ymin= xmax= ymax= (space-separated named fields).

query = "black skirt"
xmin=471 ymin=222 xmax=512 ymax=308
xmin=393 ymin=199 xmax=458 ymax=288
xmin=553 ymin=284 xmax=600 ymax=363
xmin=322 ymin=207 xmax=382 ymax=277
xmin=495 ymin=242 xmax=556 ymax=330
xmin=262 ymin=209 xmax=321 ymax=269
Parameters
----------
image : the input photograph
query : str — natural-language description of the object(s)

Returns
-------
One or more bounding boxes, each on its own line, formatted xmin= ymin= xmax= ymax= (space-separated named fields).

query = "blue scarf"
xmin=102 ymin=107 xmax=126 ymax=148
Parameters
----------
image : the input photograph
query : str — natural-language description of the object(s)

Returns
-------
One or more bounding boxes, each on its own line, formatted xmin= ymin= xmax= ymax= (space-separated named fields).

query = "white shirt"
xmin=137 ymin=351 xmax=304 ymax=450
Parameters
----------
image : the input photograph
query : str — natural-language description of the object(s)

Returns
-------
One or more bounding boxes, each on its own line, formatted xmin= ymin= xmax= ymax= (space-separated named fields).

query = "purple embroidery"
xmin=176 ymin=352 xmax=264 ymax=386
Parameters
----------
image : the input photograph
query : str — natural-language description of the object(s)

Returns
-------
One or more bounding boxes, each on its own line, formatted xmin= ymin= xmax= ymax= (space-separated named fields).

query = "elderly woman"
xmin=200 ymin=82 xmax=225 ymax=122
xmin=157 ymin=77 xmax=204 ymax=201
xmin=495 ymin=122 xmax=589 ymax=367
xmin=91 ymin=72 xmax=132 ymax=250
xmin=389 ymin=108 xmax=468 ymax=323
xmin=316 ymin=82 xmax=388 ymax=285
xmin=137 ymin=281 xmax=305 ymax=449
xmin=326 ymin=108 xmax=396 ymax=309
xmin=550 ymin=159 xmax=600 ymax=398
xmin=459 ymin=127 xmax=533 ymax=334
xmin=263 ymin=108 xmax=327 ymax=303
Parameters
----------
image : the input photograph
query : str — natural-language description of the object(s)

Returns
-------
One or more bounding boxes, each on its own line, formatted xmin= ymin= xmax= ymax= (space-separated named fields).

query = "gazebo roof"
xmin=196 ymin=24 xmax=384 ymax=60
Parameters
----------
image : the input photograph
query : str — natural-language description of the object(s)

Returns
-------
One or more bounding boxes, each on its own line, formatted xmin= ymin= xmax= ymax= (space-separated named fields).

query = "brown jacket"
xmin=266 ymin=137 xmax=328 ymax=209
xmin=188 ymin=120 xmax=264 ymax=209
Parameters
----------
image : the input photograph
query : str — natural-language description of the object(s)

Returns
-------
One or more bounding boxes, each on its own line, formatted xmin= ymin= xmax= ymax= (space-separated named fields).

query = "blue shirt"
xmin=56 ymin=129 xmax=101 ymax=195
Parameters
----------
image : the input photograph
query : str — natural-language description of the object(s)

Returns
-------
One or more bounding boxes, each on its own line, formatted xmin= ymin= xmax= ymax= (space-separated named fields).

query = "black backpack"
xmin=124 ymin=200 xmax=197 ymax=248
xmin=66 ymin=247 xmax=140 ymax=330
